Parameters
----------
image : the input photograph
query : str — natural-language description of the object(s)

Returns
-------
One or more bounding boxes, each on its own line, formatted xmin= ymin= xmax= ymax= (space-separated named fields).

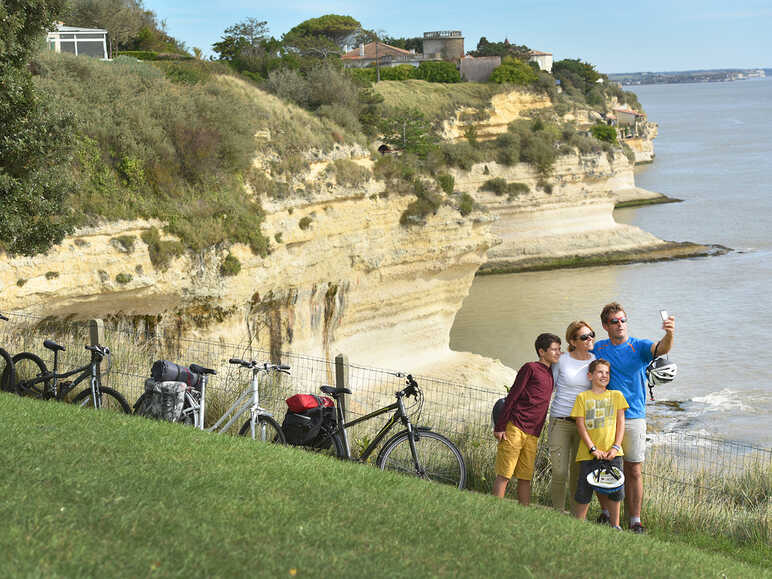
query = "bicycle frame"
xmin=335 ymin=389 xmax=415 ymax=462
xmin=194 ymin=364 xmax=278 ymax=434
xmin=23 ymin=347 xmax=105 ymax=403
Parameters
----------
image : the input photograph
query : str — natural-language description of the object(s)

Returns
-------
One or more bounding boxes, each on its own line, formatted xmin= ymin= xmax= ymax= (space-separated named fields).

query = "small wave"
xmin=691 ymin=388 xmax=753 ymax=413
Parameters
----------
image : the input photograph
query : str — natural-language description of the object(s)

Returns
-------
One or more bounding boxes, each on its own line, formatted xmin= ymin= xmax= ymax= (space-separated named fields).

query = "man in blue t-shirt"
xmin=593 ymin=302 xmax=675 ymax=534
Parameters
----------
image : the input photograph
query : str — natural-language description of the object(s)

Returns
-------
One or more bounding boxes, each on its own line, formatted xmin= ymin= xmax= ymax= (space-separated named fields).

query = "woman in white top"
xmin=548 ymin=320 xmax=596 ymax=511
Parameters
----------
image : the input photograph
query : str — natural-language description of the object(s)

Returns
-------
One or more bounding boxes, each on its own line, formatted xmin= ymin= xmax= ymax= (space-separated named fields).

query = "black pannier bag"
xmin=282 ymin=396 xmax=337 ymax=449
xmin=151 ymin=360 xmax=201 ymax=389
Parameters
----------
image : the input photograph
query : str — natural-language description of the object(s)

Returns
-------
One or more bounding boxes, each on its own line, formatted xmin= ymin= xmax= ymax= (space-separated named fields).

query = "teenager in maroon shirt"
xmin=493 ymin=333 xmax=562 ymax=505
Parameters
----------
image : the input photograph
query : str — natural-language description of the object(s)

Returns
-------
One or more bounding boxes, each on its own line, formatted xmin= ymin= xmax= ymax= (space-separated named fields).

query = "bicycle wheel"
xmin=11 ymin=352 xmax=49 ymax=398
xmin=0 ymin=349 xmax=15 ymax=393
xmin=72 ymin=386 xmax=131 ymax=414
xmin=377 ymin=430 xmax=466 ymax=490
xmin=238 ymin=414 xmax=287 ymax=444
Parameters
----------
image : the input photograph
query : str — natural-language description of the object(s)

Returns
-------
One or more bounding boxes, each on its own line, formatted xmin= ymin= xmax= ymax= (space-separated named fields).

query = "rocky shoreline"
xmin=478 ymin=240 xmax=731 ymax=275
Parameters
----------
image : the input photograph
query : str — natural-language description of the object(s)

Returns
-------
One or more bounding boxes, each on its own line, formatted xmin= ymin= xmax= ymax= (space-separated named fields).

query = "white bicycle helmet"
xmin=586 ymin=460 xmax=625 ymax=495
xmin=646 ymin=355 xmax=678 ymax=388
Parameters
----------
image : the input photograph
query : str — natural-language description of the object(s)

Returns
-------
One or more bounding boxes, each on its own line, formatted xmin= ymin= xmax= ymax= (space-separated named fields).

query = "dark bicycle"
xmin=0 ymin=314 xmax=16 ymax=393
xmin=11 ymin=339 xmax=131 ymax=413
xmin=310 ymin=373 xmax=467 ymax=489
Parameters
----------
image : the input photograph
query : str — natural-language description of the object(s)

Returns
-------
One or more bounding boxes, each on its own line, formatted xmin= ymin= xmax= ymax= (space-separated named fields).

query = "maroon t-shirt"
xmin=494 ymin=361 xmax=554 ymax=436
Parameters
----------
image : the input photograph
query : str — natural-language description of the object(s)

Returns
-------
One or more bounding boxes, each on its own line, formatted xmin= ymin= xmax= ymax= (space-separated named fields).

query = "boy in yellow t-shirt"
xmin=570 ymin=358 xmax=629 ymax=528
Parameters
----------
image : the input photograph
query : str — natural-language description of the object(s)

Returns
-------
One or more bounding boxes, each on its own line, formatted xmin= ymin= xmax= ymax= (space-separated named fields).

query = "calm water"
xmin=450 ymin=78 xmax=772 ymax=448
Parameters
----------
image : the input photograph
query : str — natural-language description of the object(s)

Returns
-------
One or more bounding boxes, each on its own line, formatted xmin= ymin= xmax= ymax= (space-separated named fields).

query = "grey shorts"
xmin=575 ymin=457 xmax=625 ymax=504
xmin=622 ymin=418 xmax=647 ymax=463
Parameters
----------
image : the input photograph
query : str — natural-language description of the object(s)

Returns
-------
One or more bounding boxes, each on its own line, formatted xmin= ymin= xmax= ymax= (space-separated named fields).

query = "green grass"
xmin=1 ymin=394 xmax=769 ymax=578
xmin=374 ymin=80 xmax=504 ymax=122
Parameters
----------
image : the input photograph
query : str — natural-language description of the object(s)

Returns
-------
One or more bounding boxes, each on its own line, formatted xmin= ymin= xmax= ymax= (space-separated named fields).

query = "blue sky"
xmin=143 ymin=0 xmax=772 ymax=73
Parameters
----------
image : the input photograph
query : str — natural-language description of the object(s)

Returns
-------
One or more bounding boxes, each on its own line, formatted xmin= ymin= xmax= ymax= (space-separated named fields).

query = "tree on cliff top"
xmin=282 ymin=14 xmax=361 ymax=59
xmin=0 ymin=0 xmax=76 ymax=256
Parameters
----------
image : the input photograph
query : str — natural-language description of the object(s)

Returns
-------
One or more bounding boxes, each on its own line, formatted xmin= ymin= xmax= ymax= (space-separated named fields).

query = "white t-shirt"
xmin=550 ymin=352 xmax=595 ymax=418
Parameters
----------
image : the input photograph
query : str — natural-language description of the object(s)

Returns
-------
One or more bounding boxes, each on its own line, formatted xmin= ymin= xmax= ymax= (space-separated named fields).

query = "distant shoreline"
xmin=608 ymin=68 xmax=768 ymax=86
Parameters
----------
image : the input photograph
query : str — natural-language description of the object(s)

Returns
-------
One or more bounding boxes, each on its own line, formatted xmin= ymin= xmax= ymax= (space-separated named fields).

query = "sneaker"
xmin=612 ymin=525 xmax=623 ymax=531
xmin=629 ymin=522 xmax=646 ymax=534
xmin=596 ymin=512 xmax=611 ymax=525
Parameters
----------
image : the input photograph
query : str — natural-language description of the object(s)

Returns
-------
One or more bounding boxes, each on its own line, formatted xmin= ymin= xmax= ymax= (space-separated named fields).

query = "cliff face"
xmin=0 ymin=84 xmax=664 ymax=388
xmin=0 ymin=184 xmax=515 ymax=385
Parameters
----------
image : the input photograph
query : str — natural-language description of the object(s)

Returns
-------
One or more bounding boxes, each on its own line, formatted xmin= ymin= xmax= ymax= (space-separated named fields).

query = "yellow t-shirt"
xmin=570 ymin=389 xmax=629 ymax=461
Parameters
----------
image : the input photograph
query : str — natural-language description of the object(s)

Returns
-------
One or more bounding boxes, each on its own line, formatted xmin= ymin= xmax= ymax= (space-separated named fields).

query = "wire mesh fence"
xmin=1 ymin=311 xmax=770 ymax=518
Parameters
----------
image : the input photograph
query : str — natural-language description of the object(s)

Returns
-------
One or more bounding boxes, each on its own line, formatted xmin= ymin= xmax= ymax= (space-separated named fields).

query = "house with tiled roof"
xmin=612 ymin=107 xmax=646 ymax=126
xmin=342 ymin=42 xmax=422 ymax=68
xmin=528 ymin=50 xmax=552 ymax=72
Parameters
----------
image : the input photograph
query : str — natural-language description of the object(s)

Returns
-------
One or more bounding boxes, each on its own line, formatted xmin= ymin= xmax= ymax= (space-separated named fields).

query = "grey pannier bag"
xmin=141 ymin=378 xmax=187 ymax=422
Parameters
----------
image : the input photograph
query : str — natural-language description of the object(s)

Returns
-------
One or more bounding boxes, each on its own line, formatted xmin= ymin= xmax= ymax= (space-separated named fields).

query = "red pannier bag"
xmin=285 ymin=393 xmax=334 ymax=413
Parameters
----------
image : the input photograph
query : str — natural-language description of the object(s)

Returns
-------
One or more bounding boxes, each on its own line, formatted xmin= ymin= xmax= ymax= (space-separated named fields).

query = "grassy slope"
xmin=1 ymin=394 xmax=768 ymax=578
xmin=373 ymin=79 xmax=505 ymax=121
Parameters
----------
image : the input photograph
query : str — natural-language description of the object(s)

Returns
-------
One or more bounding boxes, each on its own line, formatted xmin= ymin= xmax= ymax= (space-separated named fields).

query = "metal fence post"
xmin=89 ymin=318 xmax=104 ymax=346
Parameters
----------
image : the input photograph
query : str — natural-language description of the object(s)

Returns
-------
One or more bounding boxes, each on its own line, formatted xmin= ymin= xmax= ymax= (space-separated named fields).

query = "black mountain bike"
xmin=12 ymin=339 xmax=131 ymax=413
xmin=313 ymin=373 xmax=467 ymax=489
xmin=0 ymin=314 xmax=15 ymax=393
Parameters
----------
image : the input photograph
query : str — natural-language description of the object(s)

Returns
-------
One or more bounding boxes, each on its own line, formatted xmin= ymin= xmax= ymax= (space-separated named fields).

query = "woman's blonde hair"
xmin=565 ymin=320 xmax=595 ymax=352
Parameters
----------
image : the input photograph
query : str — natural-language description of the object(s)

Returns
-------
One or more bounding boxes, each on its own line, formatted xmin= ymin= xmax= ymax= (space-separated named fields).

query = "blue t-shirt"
xmin=593 ymin=337 xmax=654 ymax=419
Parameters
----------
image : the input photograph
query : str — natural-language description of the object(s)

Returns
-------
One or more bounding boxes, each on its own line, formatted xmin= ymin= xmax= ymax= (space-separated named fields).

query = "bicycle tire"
xmin=11 ymin=352 xmax=49 ymax=399
xmin=238 ymin=414 xmax=287 ymax=444
xmin=377 ymin=430 xmax=466 ymax=490
xmin=71 ymin=386 xmax=131 ymax=414
xmin=0 ymin=348 xmax=15 ymax=393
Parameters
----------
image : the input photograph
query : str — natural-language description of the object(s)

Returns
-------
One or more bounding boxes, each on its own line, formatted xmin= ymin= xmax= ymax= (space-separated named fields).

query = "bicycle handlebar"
xmin=228 ymin=359 xmax=290 ymax=372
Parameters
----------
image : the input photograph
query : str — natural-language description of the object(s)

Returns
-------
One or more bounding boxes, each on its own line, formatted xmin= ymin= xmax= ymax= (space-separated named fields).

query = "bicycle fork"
xmin=398 ymin=397 xmax=426 ymax=478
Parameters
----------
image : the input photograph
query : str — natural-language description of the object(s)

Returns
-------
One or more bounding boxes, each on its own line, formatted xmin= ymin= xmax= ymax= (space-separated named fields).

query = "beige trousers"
xmin=548 ymin=417 xmax=580 ymax=511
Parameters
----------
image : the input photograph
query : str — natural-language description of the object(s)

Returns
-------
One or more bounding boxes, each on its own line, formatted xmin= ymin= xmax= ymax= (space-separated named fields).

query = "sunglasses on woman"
xmin=576 ymin=332 xmax=595 ymax=341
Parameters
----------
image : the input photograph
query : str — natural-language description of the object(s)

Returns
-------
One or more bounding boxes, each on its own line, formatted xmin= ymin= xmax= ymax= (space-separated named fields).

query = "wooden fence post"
xmin=89 ymin=318 xmax=104 ymax=346
xmin=335 ymin=353 xmax=349 ymax=423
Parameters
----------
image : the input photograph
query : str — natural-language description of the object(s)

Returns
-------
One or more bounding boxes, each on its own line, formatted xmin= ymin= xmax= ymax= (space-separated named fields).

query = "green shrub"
xmin=16 ymin=279 xmax=27 ymax=287
xmin=298 ymin=216 xmax=313 ymax=230
xmin=436 ymin=174 xmax=454 ymax=195
xmin=490 ymin=57 xmax=538 ymax=85
xmin=457 ymin=193 xmax=476 ymax=216
xmin=378 ymin=64 xmax=418 ymax=81
xmin=493 ymin=132 xmax=520 ymax=166
xmin=438 ymin=142 xmax=482 ymax=171
xmin=141 ymin=228 xmax=184 ymax=270
xmin=45 ymin=271 xmax=59 ymax=280
xmin=111 ymin=235 xmax=136 ymax=254
xmin=480 ymin=178 xmax=508 ymax=195
xmin=115 ymin=273 xmax=133 ymax=284
xmin=415 ymin=61 xmax=460 ymax=83
xmin=400 ymin=180 xmax=442 ymax=226
xmin=480 ymin=178 xmax=529 ymax=198
xmin=590 ymin=124 xmax=617 ymax=143
xmin=219 ymin=253 xmax=241 ymax=277
xmin=330 ymin=159 xmax=371 ymax=188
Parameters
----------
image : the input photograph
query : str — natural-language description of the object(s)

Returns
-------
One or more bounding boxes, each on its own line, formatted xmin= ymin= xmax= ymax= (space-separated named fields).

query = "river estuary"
xmin=450 ymin=77 xmax=772 ymax=448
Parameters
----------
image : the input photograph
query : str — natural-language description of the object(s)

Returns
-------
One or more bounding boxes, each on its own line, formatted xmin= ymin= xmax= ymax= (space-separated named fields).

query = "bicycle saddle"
xmin=44 ymin=339 xmax=65 ymax=352
xmin=320 ymin=385 xmax=351 ymax=396
xmin=189 ymin=363 xmax=216 ymax=375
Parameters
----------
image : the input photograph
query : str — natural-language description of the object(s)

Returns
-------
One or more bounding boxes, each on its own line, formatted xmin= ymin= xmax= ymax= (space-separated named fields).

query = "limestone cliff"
xmin=0 ymin=83 xmax=680 ymax=389
xmin=0 ymin=185 xmax=514 ymax=386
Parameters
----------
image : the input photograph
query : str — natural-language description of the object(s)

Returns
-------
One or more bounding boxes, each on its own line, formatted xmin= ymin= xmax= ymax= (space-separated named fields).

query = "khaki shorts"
xmin=494 ymin=423 xmax=538 ymax=481
xmin=622 ymin=418 xmax=647 ymax=463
